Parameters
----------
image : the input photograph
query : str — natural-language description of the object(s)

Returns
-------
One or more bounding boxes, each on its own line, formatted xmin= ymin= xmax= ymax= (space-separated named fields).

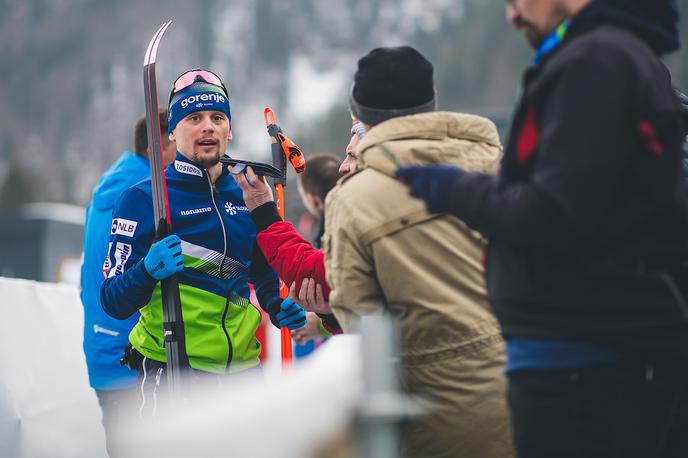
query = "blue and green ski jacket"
xmin=100 ymin=152 xmax=280 ymax=373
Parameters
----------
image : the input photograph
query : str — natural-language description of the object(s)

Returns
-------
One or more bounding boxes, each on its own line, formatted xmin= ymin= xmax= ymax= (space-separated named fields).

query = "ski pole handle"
xmin=264 ymin=107 xmax=294 ymax=368
xmin=264 ymin=107 xmax=306 ymax=176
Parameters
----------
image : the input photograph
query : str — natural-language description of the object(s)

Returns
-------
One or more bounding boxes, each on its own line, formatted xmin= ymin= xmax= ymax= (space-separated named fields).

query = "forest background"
xmin=1 ymin=0 xmax=687 ymax=209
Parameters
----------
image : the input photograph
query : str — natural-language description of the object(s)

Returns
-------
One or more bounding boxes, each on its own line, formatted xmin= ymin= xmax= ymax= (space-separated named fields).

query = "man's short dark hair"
xmin=134 ymin=109 xmax=170 ymax=158
xmin=299 ymin=154 xmax=342 ymax=201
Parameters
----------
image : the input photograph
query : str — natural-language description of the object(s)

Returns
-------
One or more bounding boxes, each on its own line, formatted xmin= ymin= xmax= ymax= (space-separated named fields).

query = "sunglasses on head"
xmin=168 ymin=69 xmax=229 ymax=104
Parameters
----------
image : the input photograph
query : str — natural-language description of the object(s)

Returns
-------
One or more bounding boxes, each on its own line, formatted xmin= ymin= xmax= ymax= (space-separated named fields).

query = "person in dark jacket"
xmin=397 ymin=1 xmax=688 ymax=457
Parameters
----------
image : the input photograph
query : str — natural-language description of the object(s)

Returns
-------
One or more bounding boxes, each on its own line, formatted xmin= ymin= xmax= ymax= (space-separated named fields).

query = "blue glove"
xmin=395 ymin=165 xmax=463 ymax=214
xmin=272 ymin=298 xmax=307 ymax=330
xmin=143 ymin=235 xmax=184 ymax=280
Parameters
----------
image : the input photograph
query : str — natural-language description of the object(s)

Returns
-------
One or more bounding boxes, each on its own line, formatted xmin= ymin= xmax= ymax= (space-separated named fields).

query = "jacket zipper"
xmin=206 ymin=174 xmax=233 ymax=371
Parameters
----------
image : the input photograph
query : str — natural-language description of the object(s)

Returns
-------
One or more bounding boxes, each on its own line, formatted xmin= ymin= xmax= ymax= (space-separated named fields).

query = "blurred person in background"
xmin=100 ymin=69 xmax=305 ymax=417
xmin=80 ymin=109 xmax=174 ymax=457
xmin=287 ymin=153 xmax=344 ymax=345
xmin=324 ymin=46 xmax=512 ymax=458
xmin=397 ymin=0 xmax=688 ymax=456
xmin=298 ymin=153 xmax=347 ymax=249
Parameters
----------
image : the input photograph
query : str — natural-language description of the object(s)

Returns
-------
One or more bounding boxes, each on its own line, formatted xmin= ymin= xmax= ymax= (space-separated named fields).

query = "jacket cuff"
xmin=251 ymin=202 xmax=282 ymax=232
xmin=317 ymin=318 xmax=333 ymax=338
xmin=316 ymin=313 xmax=343 ymax=335
xmin=264 ymin=297 xmax=283 ymax=329
xmin=136 ymin=259 xmax=158 ymax=285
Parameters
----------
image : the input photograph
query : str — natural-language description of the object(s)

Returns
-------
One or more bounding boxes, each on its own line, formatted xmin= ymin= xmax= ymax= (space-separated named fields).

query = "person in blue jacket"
xmin=80 ymin=109 xmax=175 ymax=456
xmin=100 ymin=69 xmax=305 ymax=415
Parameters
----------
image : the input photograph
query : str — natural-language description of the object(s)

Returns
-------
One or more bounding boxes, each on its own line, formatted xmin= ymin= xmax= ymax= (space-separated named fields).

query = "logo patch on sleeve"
xmin=102 ymin=242 xmax=113 ymax=279
xmin=110 ymin=218 xmax=138 ymax=237
xmin=108 ymin=242 xmax=132 ymax=278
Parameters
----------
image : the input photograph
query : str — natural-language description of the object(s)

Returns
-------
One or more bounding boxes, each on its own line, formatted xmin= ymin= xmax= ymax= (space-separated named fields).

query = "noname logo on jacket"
xmin=181 ymin=207 xmax=212 ymax=216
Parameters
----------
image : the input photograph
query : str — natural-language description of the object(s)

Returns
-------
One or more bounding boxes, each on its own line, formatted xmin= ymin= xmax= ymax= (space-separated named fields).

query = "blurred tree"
xmin=0 ymin=162 xmax=36 ymax=210
xmin=1 ymin=0 xmax=687 ymax=207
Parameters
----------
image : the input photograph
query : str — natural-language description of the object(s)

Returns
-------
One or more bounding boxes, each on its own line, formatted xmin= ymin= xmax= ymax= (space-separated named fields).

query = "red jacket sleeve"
xmin=256 ymin=221 xmax=331 ymax=300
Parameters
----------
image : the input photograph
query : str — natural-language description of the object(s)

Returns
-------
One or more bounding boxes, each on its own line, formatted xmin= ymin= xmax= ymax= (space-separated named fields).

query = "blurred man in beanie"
xmin=325 ymin=46 xmax=513 ymax=457
xmin=397 ymin=1 xmax=688 ymax=457
xmin=100 ymin=69 xmax=305 ymax=417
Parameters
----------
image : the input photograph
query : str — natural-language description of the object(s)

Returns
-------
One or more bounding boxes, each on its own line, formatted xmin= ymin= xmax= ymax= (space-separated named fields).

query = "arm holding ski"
xmin=100 ymin=187 xmax=159 ymax=319
xmin=101 ymin=261 xmax=157 ymax=319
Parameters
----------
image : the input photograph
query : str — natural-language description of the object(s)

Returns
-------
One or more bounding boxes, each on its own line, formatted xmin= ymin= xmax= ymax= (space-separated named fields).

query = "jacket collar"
xmin=167 ymin=152 xmax=229 ymax=185
xmin=533 ymin=20 xmax=571 ymax=65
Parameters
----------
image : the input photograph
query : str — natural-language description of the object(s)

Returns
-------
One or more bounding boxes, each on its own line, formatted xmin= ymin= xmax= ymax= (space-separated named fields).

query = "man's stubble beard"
xmin=520 ymin=3 xmax=570 ymax=50
xmin=192 ymin=150 xmax=222 ymax=169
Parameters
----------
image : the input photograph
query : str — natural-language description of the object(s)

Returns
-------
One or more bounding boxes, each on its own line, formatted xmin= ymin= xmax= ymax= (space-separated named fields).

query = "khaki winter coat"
xmin=324 ymin=112 xmax=513 ymax=458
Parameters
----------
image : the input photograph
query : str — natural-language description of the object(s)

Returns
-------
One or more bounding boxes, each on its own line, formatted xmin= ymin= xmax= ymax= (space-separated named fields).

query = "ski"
xmin=143 ymin=20 xmax=190 ymax=396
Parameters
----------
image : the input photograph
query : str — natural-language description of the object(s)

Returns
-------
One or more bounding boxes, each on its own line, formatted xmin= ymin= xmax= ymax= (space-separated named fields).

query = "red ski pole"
xmin=264 ymin=107 xmax=306 ymax=368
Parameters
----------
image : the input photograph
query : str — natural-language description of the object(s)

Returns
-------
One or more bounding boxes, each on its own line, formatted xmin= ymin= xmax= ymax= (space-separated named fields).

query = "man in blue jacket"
xmin=80 ymin=110 xmax=175 ymax=456
xmin=100 ymin=69 xmax=305 ymax=416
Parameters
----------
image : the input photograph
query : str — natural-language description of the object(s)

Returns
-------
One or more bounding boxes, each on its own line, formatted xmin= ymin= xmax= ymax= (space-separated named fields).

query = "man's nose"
xmin=338 ymin=159 xmax=349 ymax=175
xmin=200 ymin=117 xmax=215 ymax=131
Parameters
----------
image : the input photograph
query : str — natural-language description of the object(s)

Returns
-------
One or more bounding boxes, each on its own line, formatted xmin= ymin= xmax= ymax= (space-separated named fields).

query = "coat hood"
xmin=576 ymin=0 xmax=680 ymax=55
xmin=92 ymin=152 xmax=149 ymax=211
xmin=357 ymin=111 xmax=502 ymax=177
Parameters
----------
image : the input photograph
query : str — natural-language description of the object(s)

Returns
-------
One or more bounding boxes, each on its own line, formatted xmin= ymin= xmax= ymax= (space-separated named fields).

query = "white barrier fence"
xmin=0 ymin=277 xmax=365 ymax=458
xmin=0 ymin=277 xmax=107 ymax=457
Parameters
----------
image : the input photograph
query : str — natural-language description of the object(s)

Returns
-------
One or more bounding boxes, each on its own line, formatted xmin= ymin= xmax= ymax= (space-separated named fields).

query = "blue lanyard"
xmin=533 ymin=20 xmax=571 ymax=64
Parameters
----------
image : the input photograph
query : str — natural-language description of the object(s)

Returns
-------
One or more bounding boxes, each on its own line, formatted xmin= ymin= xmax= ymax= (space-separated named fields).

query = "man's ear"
xmin=169 ymin=132 xmax=175 ymax=142
xmin=228 ymin=129 xmax=233 ymax=141
xmin=312 ymin=194 xmax=324 ymax=212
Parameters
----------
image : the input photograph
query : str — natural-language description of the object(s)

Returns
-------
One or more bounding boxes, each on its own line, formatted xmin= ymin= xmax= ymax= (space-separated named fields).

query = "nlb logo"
xmin=110 ymin=218 xmax=137 ymax=237
xmin=180 ymin=93 xmax=226 ymax=109
xmin=174 ymin=160 xmax=202 ymax=177
xmin=225 ymin=202 xmax=248 ymax=215
xmin=181 ymin=207 xmax=212 ymax=216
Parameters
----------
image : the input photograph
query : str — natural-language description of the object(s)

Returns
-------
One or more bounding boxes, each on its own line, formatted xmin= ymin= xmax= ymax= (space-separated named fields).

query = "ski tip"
xmin=143 ymin=20 xmax=173 ymax=67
